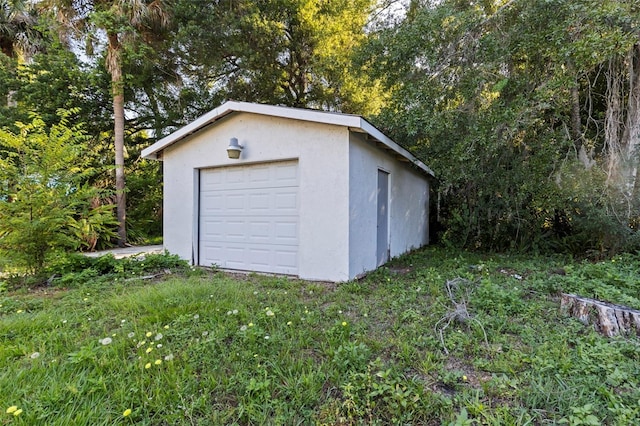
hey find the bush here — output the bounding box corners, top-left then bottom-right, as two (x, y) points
(0, 113), (117, 274)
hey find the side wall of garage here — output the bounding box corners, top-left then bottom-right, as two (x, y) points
(162, 112), (351, 282)
(348, 133), (430, 279)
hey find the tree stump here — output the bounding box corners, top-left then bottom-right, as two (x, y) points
(560, 293), (640, 337)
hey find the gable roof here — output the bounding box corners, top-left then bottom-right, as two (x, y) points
(141, 101), (434, 177)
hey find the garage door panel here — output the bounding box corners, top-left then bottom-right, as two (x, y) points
(275, 249), (297, 270)
(201, 242), (297, 274)
(201, 194), (224, 213)
(225, 245), (247, 261)
(203, 218), (296, 243)
(249, 193), (270, 210)
(275, 163), (298, 181)
(247, 248), (270, 267)
(200, 171), (223, 190)
(248, 166), (271, 183)
(199, 161), (299, 274)
(226, 220), (245, 239)
(201, 219), (224, 239)
(249, 221), (270, 240)
(204, 191), (298, 215)
(275, 191), (298, 211)
(200, 243), (223, 267)
(226, 167), (245, 183)
(224, 193), (246, 212)
(274, 222), (297, 242)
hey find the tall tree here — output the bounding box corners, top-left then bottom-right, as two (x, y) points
(1, 0), (44, 117)
(363, 0), (640, 253)
(0, 0), (41, 59)
(46, 0), (171, 246)
(171, 0), (383, 118)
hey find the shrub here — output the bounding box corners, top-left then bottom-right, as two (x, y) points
(0, 113), (117, 274)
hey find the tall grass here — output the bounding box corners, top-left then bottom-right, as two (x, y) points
(2, 249), (640, 424)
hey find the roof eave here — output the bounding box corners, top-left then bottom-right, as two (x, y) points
(140, 102), (435, 178)
(141, 102), (239, 160)
(357, 119), (435, 177)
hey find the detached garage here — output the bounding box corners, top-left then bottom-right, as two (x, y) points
(141, 101), (434, 282)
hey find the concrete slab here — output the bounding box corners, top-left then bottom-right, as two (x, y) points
(83, 245), (165, 259)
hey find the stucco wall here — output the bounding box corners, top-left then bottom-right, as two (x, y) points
(162, 112), (351, 282)
(348, 133), (430, 279)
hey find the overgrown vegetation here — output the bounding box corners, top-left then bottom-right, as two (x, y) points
(2, 248), (640, 424)
(3, 3), (640, 420)
(0, 113), (117, 274)
(364, 0), (640, 254)
(3, 1), (640, 256)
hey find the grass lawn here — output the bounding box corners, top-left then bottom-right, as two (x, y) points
(1, 248), (640, 425)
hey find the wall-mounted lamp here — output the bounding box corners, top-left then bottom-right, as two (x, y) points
(227, 137), (244, 159)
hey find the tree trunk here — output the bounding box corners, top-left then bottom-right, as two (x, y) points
(606, 42), (640, 214)
(560, 293), (640, 337)
(568, 65), (593, 168)
(108, 32), (127, 247)
(625, 43), (640, 209)
(605, 57), (624, 187)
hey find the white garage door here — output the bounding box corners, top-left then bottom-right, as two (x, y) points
(198, 160), (299, 274)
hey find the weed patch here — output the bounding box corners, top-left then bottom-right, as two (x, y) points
(1, 247), (640, 423)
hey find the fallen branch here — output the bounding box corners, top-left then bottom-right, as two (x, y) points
(435, 277), (488, 354)
(124, 269), (173, 282)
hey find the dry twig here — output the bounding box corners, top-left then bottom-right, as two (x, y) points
(434, 277), (488, 354)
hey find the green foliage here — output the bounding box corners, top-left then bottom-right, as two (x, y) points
(338, 358), (445, 424)
(45, 252), (189, 288)
(172, 0), (384, 116)
(363, 0), (640, 254)
(124, 136), (163, 241)
(2, 247), (640, 423)
(558, 404), (601, 425)
(0, 113), (117, 274)
(0, 53), (18, 129)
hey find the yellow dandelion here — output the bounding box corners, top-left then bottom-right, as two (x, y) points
(248, 322), (254, 327)
(287, 321), (292, 326)
(462, 375), (468, 381)
(16, 309), (23, 314)
(144, 362), (151, 369)
(342, 321), (347, 326)
(6, 406), (17, 414)
(164, 325), (170, 329)
(145, 347), (153, 354)
(123, 408), (132, 417)
(13, 409), (22, 416)
(145, 332), (152, 337)
(154, 359), (162, 365)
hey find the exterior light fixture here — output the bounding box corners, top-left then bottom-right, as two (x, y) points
(227, 137), (243, 159)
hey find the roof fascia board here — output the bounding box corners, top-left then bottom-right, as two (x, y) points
(358, 119), (435, 177)
(141, 101), (361, 160)
(141, 101), (435, 177)
(233, 101), (362, 128)
(141, 102), (237, 159)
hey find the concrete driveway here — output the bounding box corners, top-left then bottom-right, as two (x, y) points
(83, 245), (165, 259)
